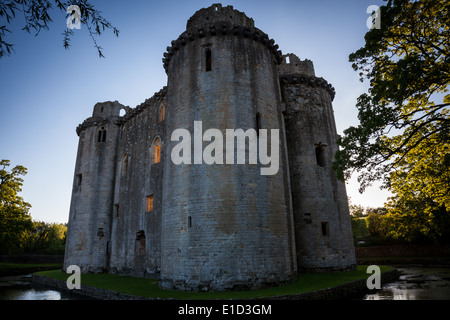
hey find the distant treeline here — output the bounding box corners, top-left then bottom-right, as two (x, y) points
(350, 203), (450, 246)
(0, 220), (67, 255)
(1, 159), (67, 255)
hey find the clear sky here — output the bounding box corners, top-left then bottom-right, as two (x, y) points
(0, 0), (389, 224)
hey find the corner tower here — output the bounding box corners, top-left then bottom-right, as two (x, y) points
(160, 4), (296, 291)
(279, 53), (356, 271)
(64, 101), (124, 273)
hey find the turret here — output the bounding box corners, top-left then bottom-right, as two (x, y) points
(279, 53), (356, 271)
(64, 101), (124, 273)
(160, 4), (296, 291)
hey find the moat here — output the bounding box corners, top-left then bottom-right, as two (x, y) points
(363, 267), (450, 300)
(0, 274), (85, 300)
(1, 267), (450, 300)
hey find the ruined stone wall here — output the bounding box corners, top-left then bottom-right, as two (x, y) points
(186, 3), (255, 31)
(278, 54), (315, 77)
(64, 101), (124, 273)
(109, 88), (167, 278)
(160, 5), (296, 292)
(280, 55), (356, 271)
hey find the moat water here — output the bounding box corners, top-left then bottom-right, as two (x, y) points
(363, 267), (450, 300)
(0, 274), (87, 300)
(1, 267), (450, 300)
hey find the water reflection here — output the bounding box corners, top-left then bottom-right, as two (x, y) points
(2, 267), (450, 300)
(1, 288), (62, 300)
(0, 274), (87, 300)
(365, 267), (450, 300)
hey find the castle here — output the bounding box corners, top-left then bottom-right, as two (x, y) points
(63, 4), (356, 292)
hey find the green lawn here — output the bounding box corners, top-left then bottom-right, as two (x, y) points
(35, 265), (392, 300)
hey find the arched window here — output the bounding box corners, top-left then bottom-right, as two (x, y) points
(135, 231), (146, 255)
(151, 137), (161, 164)
(97, 127), (107, 142)
(315, 144), (326, 167)
(159, 102), (166, 122)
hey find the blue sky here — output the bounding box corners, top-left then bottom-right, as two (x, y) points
(0, 0), (388, 223)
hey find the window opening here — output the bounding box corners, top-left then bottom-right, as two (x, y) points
(151, 138), (161, 164)
(315, 144), (326, 167)
(206, 48), (212, 72)
(304, 212), (312, 224)
(135, 231), (146, 255)
(76, 174), (82, 191)
(159, 102), (166, 122)
(97, 228), (104, 238)
(256, 112), (262, 136)
(146, 195), (154, 212)
(321, 222), (330, 236)
(98, 127), (106, 142)
(121, 154), (129, 177)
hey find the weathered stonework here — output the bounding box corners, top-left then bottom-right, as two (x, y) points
(64, 3), (356, 292)
(279, 54), (356, 272)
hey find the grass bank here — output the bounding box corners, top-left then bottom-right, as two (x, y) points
(35, 265), (392, 300)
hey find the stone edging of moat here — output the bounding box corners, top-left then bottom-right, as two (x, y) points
(31, 269), (400, 300)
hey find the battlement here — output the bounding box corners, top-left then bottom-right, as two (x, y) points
(162, 4), (282, 73)
(280, 74), (336, 101)
(75, 101), (125, 136)
(279, 54), (315, 77)
(92, 101), (125, 118)
(279, 54), (335, 101)
(187, 4), (255, 31)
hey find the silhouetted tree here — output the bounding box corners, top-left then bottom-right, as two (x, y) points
(0, 0), (119, 58)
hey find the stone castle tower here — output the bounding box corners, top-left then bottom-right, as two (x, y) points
(64, 4), (356, 292)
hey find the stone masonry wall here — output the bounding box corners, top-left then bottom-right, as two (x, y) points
(64, 101), (124, 273)
(280, 55), (356, 271)
(160, 5), (296, 291)
(109, 88), (167, 278)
